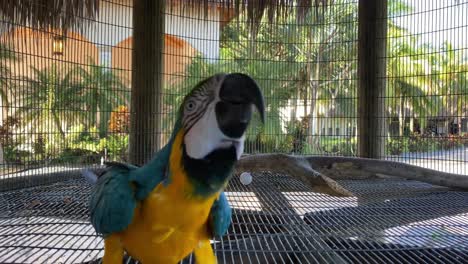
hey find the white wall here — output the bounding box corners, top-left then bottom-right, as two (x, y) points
(82, 1), (220, 60)
(279, 101), (356, 136)
(166, 11), (220, 61)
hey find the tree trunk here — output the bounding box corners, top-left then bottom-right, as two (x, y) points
(98, 109), (111, 138)
(303, 90), (308, 118)
(52, 111), (66, 139)
(310, 105), (319, 136)
(292, 96), (298, 121)
(0, 144), (4, 166)
(420, 118), (425, 135)
(307, 63), (319, 146)
(409, 117), (414, 133)
(306, 42), (320, 145)
(129, 0), (165, 165)
(398, 98), (405, 136)
(0, 97), (6, 165)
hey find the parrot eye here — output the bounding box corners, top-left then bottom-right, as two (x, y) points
(185, 99), (197, 113)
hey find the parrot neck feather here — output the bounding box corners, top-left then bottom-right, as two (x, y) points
(168, 129), (235, 198)
(135, 117), (182, 175)
(128, 119), (182, 200)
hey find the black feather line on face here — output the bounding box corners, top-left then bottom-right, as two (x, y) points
(184, 107), (207, 133)
(184, 96), (210, 125)
(182, 85), (216, 134)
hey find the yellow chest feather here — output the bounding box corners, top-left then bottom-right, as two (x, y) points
(117, 130), (219, 263)
(119, 183), (217, 263)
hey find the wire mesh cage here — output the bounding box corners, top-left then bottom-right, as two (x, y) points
(384, 0), (468, 175)
(1, 173), (468, 263)
(0, 0), (467, 263)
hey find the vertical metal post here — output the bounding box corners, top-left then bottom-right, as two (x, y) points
(130, 0), (165, 165)
(358, 0), (388, 158)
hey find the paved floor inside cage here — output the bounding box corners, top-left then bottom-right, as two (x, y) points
(0, 172), (467, 263)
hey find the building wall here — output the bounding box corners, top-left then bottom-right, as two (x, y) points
(279, 101), (356, 136)
(1, 28), (99, 77)
(1, 0), (233, 89)
(112, 34), (197, 87)
(2, 27), (197, 85)
(0, 28), (100, 127)
(0, 0), (232, 130)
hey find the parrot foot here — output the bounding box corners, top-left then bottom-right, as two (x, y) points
(194, 239), (217, 264)
(103, 235), (124, 264)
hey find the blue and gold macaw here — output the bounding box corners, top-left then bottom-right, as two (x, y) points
(83, 73), (265, 264)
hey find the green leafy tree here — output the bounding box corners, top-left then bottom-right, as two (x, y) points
(432, 42), (468, 134)
(71, 59), (129, 137)
(386, 1), (448, 137)
(386, 27), (439, 136)
(0, 43), (19, 118)
(231, 0), (357, 152)
(167, 0), (466, 155)
(17, 64), (84, 140)
(387, 7), (467, 137)
(0, 43), (19, 164)
(167, 0), (358, 154)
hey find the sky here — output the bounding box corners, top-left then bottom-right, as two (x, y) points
(393, 0), (468, 49)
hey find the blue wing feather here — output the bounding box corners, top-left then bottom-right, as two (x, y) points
(89, 167), (136, 236)
(87, 133), (232, 238)
(88, 144), (171, 237)
(209, 192), (232, 237)
(130, 143), (171, 200)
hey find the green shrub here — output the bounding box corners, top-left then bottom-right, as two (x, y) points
(437, 134), (464, 150)
(0, 116), (29, 164)
(386, 133), (466, 156)
(244, 132), (293, 154)
(319, 137), (357, 156)
(41, 124), (130, 165)
(50, 148), (101, 165)
(3, 145), (30, 164)
(99, 134), (129, 162)
(285, 119), (307, 154)
(386, 138), (409, 155)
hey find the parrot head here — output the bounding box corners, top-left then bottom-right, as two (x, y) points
(172, 73), (264, 196)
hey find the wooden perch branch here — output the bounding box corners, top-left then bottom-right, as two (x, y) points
(306, 156), (468, 190)
(235, 154), (355, 197)
(235, 154), (468, 197)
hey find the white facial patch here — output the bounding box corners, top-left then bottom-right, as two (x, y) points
(184, 102), (245, 160)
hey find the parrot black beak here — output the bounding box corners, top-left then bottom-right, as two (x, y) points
(215, 73), (265, 139)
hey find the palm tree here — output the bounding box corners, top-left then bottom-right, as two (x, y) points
(17, 64), (85, 141)
(0, 43), (19, 122)
(71, 58), (129, 137)
(284, 0), (357, 150)
(0, 43), (19, 164)
(432, 42), (468, 134)
(386, 19), (440, 136)
(385, 2), (467, 138)
(168, 0), (357, 154)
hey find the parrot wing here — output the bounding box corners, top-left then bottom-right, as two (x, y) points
(88, 144), (171, 236)
(209, 191), (232, 237)
(89, 164), (137, 236)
